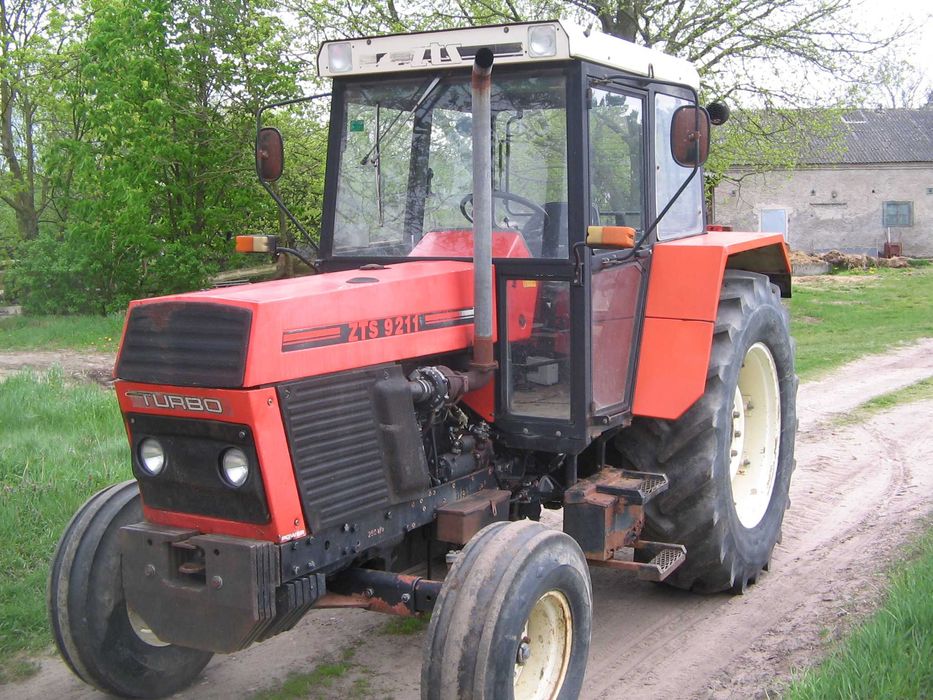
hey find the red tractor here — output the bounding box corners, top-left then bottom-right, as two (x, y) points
(49, 20), (796, 699)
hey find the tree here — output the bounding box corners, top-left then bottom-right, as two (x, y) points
(9, 0), (302, 312)
(0, 0), (77, 241)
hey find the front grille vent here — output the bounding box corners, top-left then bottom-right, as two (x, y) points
(116, 302), (251, 388)
(279, 367), (393, 532)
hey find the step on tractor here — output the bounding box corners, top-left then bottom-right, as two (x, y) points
(49, 20), (797, 700)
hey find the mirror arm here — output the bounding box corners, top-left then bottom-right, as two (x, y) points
(255, 93), (331, 257)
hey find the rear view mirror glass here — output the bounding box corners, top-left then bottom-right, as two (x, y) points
(670, 106), (710, 168)
(256, 127), (284, 182)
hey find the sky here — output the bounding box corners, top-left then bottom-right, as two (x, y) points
(859, 0), (933, 91)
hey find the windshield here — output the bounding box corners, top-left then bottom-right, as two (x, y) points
(332, 70), (568, 258)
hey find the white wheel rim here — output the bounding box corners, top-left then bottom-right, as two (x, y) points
(127, 606), (170, 647)
(730, 342), (781, 528)
(513, 590), (573, 700)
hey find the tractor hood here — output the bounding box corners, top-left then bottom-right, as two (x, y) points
(115, 261), (484, 389)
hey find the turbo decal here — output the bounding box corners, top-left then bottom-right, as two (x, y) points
(125, 390), (226, 415)
(282, 307), (475, 352)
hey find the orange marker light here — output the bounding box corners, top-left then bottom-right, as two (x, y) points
(586, 226), (636, 249)
(235, 235), (276, 254)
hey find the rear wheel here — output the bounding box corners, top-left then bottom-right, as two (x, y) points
(616, 270), (797, 593)
(48, 481), (213, 698)
(422, 520), (592, 699)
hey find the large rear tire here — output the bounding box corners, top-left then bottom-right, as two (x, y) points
(422, 520), (592, 700)
(615, 270), (797, 593)
(48, 481), (213, 698)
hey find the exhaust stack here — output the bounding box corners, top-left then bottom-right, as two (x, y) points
(470, 48), (496, 373)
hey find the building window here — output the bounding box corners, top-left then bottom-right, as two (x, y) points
(882, 201), (913, 227)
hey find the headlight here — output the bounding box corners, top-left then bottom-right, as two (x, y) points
(327, 42), (353, 73)
(528, 25), (558, 58)
(138, 438), (166, 476)
(220, 448), (250, 488)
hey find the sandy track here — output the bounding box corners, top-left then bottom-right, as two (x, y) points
(0, 350), (114, 385)
(4, 340), (932, 700)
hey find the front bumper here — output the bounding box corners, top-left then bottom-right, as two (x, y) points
(120, 522), (321, 653)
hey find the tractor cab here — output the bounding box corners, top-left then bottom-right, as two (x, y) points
(261, 21), (709, 453)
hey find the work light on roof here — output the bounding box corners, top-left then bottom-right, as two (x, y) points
(527, 25), (558, 57)
(328, 42), (353, 73)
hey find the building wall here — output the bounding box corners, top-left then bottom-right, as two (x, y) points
(713, 163), (933, 257)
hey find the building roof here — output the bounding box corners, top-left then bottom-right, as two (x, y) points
(803, 108), (933, 165)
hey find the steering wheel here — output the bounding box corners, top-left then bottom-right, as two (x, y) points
(459, 190), (548, 224)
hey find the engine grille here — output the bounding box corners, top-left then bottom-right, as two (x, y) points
(116, 302), (251, 388)
(278, 367), (394, 532)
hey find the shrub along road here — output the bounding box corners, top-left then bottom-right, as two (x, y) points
(2, 340), (932, 700)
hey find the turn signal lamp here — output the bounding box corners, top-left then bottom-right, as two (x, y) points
(586, 226), (636, 249)
(235, 235), (277, 254)
(328, 42), (353, 73)
(527, 25), (558, 57)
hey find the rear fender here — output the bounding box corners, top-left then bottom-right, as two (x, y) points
(632, 233), (789, 420)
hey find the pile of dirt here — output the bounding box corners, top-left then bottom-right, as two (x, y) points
(818, 249), (911, 269)
(788, 250), (823, 266)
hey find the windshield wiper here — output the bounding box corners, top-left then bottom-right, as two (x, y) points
(360, 77), (441, 166)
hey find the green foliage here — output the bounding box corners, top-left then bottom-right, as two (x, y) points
(0, 371), (128, 678)
(785, 527), (933, 700)
(789, 267), (933, 379)
(0, 314), (124, 351)
(8, 0), (305, 313)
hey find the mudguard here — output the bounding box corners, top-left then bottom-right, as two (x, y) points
(632, 231), (790, 420)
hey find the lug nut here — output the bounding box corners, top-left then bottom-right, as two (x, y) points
(143, 564), (155, 577)
(516, 639), (532, 665)
(210, 576), (223, 590)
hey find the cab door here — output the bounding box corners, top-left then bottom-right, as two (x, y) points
(586, 85), (649, 423)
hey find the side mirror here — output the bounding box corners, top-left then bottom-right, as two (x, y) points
(256, 127), (284, 182)
(670, 106), (710, 168)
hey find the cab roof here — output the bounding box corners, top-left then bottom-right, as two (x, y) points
(317, 20), (700, 90)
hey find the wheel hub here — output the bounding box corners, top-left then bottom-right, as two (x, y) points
(729, 342), (781, 528)
(513, 590), (573, 700)
(127, 606), (170, 647)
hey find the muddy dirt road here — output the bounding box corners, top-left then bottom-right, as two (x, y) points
(5, 340), (933, 700)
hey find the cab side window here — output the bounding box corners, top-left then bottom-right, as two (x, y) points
(588, 89), (645, 230)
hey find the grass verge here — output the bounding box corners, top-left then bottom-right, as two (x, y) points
(834, 377), (933, 427)
(0, 370), (129, 682)
(790, 266), (933, 379)
(0, 314), (124, 353)
(784, 525), (933, 699)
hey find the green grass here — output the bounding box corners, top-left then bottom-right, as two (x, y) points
(250, 662), (353, 700)
(785, 526), (933, 699)
(0, 370), (129, 682)
(381, 615), (429, 635)
(0, 314), (124, 352)
(834, 377), (933, 427)
(789, 266), (933, 379)
(250, 646), (369, 700)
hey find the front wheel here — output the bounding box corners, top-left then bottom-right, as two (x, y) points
(48, 481), (213, 698)
(422, 520), (592, 700)
(616, 270), (797, 593)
